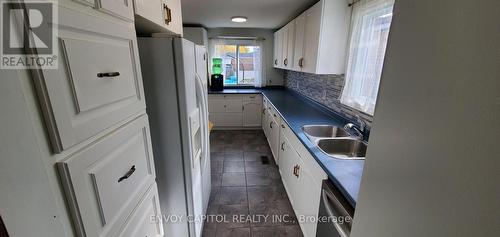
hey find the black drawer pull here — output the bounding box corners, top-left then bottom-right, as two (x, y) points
(118, 165), (136, 183)
(97, 72), (120, 78)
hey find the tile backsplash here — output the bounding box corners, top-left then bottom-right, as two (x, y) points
(284, 71), (373, 128)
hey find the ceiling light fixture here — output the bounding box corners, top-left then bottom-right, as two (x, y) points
(231, 16), (247, 23)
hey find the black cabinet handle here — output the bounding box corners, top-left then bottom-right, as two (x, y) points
(281, 142), (285, 151)
(270, 121), (273, 129)
(97, 72), (120, 78)
(281, 124), (285, 129)
(118, 165), (136, 183)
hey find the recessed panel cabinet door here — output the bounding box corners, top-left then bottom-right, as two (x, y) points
(58, 115), (157, 237)
(162, 0), (183, 35)
(99, 0), (134, 20)
(293, 12), (306, 71)
(243, 102), (262, 127)
(302, 1), (322, 74)
(33, 7), (145, 152)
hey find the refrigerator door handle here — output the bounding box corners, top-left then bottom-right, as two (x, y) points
(195, 73), (209, 164)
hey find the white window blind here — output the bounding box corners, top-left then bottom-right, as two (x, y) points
(341, 0), (395, 115)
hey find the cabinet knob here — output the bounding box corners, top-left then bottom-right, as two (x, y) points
(284, 58), (288, 66)
(281, 124), (285, 129)
(274, 59), (278, 65)
(298, 58), (304, 68)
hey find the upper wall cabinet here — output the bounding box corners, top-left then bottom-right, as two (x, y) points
(273, 20), (295, 70)
(133, 0), (183, 36)
(274, 0), (351, 74)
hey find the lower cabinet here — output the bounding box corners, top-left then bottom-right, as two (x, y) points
(208, 94), (262, 128)
(57, 115), (159, 237)
(118, 185), (163, 237)
(262, 96), (327, 237)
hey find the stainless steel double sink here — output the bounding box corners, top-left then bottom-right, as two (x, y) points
(302, 125), (367, 160)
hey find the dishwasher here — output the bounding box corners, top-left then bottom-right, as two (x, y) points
(316, 179), (355, 237)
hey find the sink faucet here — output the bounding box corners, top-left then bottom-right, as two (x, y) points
(344, 115), (366, 140)
(344, 123), (363, 140)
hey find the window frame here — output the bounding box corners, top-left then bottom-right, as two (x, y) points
(211, 42), (261, 88)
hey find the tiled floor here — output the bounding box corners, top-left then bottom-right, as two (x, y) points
(203, 130), (303, 237)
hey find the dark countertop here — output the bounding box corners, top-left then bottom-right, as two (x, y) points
(209, 88), (364, 207)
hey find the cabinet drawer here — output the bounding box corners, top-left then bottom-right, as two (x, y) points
(242, 94), (262, 103)
(34, 8), (145, 152)
(269, 104), (280, 121)
(118, 185), (163, 237)
(58, 115), (156, 237)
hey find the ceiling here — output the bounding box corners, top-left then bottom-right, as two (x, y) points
(181, 0), (319, 29)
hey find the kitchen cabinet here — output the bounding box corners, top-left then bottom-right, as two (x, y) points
(284, 21), (295, 70)
(273, 0), (351, 74)
(278, 134), (299, 206)
(208, 94), (262, 129)
(269, 113), (281, 163)
(262, 97), (269, 136)
(292, 12), (306, 71)
(264, 95), (327, 237)
(99, 0), (134, 20)
(134, 0), (183, 36)
(273, 30), (284, 68)
(34, 5), (146, 152)
(243, 95), (263, 127)
(273, 22), (295, 70)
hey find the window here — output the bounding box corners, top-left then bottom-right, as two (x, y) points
(341, 0), (395, 115)
(210, 40), (263, 87)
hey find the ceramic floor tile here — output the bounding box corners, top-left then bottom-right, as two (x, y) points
(223, 161), (245, 173)
(221, 173), (246, 186)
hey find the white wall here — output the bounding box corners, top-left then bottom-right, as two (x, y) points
(207, 28), (284, 85)
(351, 0), (500, 236)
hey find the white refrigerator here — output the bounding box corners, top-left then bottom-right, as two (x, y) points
(138, 37), (210, 237)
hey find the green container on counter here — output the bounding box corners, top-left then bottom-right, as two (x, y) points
(212, 58), (223, 74)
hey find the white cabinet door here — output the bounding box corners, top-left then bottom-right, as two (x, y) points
(225, 99), (243, 113)
(278, 134), (299, 206)
(269, 116), (281, 163)
(243, 102), (262, 127)
(58, 115), (156, 237)
(281, 26), (290, 69)
(133, 0), (163, 25)
(118, 185), (163, 237)
(273, 31), (280, 68)
(209, 113), (243, 127)
(99, 0), (134, 21)
(34, 7), (145, 152)
(162, 0), (183, 35)
(293, 12), (306, 71)
(276, 29), (285, 68)
(295, 159), (323, 237)
(302, 1), (322, 74)
(285, 21), (295, 69)
(208, 99), (226, 113)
